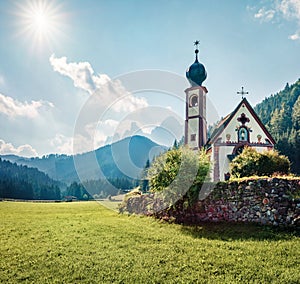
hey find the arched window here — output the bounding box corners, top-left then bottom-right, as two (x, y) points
(238, 127), (249, 142)
(189, 95), (198, 107)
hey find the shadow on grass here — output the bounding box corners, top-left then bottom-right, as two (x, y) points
(180, 222), (300, 241)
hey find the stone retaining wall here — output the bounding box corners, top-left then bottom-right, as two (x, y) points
(121, 178), (300, 227)
(192, 178), (300, 227)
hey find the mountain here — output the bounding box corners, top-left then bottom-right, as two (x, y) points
(0, 158), (62, 200)
(254, 79), (300, 174)
(0, 135), (167, 183)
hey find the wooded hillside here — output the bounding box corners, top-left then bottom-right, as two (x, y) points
(254, 79), (300, 174)
(0, 158), (61, 200)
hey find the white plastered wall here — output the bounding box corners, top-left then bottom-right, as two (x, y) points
(211, 101), (274, 181)
(219, 102), (272, 144)
(187, 118), (199, 148)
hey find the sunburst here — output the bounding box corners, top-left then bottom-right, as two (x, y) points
(14, 0), (66, 52)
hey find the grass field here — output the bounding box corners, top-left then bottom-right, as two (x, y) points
(0, 201), (299, 283)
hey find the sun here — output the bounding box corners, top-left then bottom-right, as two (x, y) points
(15, 0), (66, 52)
(32, 9), (51, 33)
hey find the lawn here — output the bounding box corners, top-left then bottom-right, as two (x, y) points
(0, 201), (299, 283)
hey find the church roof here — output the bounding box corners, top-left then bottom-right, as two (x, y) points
(207, 97), (276, 146)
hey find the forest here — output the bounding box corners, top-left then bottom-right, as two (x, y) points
(254, 79), (300, 174)
(0, 158), (61, 200)
(66, 178), (138, 200)
(0, 158), (139, 200)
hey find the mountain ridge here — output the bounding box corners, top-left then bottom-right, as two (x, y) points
(0, 135), (167, 183)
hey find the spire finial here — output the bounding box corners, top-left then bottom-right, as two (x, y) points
(237, 86), (249, 99)
(194, 40), (200, 61)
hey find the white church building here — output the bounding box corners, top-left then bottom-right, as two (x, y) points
(184, 42), (275, 181)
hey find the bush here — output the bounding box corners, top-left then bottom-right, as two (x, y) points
(119, 147), (211, 215)
(230, 147), (290, 178)
(147, 146), (211, 207)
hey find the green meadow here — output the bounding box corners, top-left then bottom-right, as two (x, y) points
(0, 201), (299, 284)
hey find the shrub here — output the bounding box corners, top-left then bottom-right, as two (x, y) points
(147, 146), (211, 207)
(261, 150), (291, 175)
(230, 147), (290, 178)
(119, 147), (211, 215)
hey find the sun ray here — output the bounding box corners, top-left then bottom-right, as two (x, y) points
(14, 0), (67, 53)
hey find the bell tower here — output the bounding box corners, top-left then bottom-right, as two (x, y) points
(185, 41), (208, 149)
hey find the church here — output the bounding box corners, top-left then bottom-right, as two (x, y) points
(184, 42), (275, 181)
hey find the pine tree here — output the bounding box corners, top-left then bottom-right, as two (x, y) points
(292, 95), (300, 130)
(254, 78), (300, 174)
(140, 159), (150, 192)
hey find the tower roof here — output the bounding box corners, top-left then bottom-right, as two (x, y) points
(186, 41), (207, 87)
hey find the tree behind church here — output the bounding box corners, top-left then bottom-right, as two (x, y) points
(254, 78), (300, 174)
(230, 147), (290, 178)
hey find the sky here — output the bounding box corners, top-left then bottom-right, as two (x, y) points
(0, 0), (300, 157)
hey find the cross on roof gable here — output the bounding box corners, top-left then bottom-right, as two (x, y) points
(207, 97), (276, 145)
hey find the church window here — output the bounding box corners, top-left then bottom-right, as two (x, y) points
(191, 134), (196, 141)
(238, 127), (249, 142)
(189, 95), (198, 107)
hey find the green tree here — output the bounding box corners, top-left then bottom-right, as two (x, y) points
(254, 78), (300, 174)
(292, 95), (300, 129)
(230, 147), (290, 178)
(147, 146), (211, 206)
(0, 158), (62, 200)
(139, 159), (150, 192)
(172, 139), (179, 149)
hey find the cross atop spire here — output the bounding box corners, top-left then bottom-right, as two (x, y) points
(237, 86), (249, 99)
(194, 40), (200, 49)
(193, 40), (200, 61)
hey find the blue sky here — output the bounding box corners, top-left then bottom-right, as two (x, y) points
(0, 0), (300, 156)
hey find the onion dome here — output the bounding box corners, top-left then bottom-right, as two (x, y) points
(186, 41), (207, 87)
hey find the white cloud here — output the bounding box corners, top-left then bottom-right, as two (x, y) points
(49, 134), (73, 155)
(111, 93), (148, 113)
(277, 0), (300, 40)
(84, 119), (120, 150)
(72, 133), (96, 154)
(289, 32), (300, 39)
(278, 0), (300, 19)
(253, 0), (300, 40)
(0, 93), (54, 118)
(49, 54), (110, 95)
(0, 139), (38, 157)
(49, 54), (148, 113)
(254, 8), (275, 21)
(68, 119), (120, 154)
